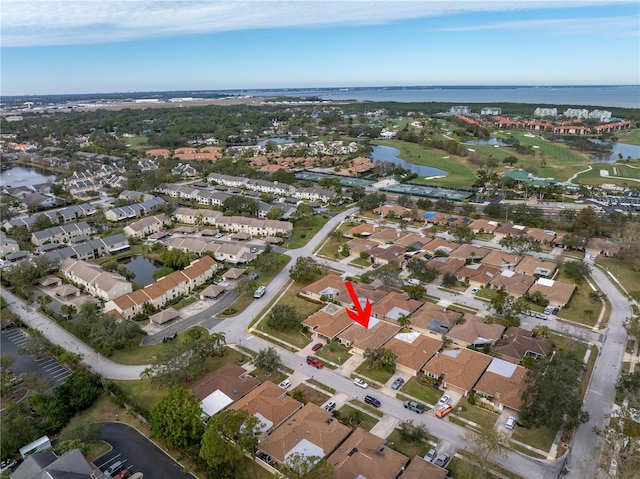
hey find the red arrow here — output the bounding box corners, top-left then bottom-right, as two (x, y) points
(344, 281), (372, 329)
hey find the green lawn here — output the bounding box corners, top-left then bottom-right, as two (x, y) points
(111, 379), (168, 411)
(306, 378), (336, 395)
(399, 377), (441, 406)
(92, 245), (144, 266)
(511, 424), (557, 453)
(448, 456), (524, 479)
(315, 342), (352, 365)
(353, 363), (394, 385)
(173, 296), (197, 310)
(573, 161), (640, 186)
(386, 429), (434, 459)
(317, 236), (345, 260)
(452, 398), (498, 431)
(597, 257), (640, 298)
(553, 266), (603, 326)
(291, 383), (330, 406)
(256, 281), (322, 349)
(349, 399), (384, 418)
(350, 257), (371, 268)
(122, 135), (149, 150)
(373, 139), (478, 188)
(282, 215), (331, 249)
(616, 128), (640, 146)
(336, 405), (379, 432)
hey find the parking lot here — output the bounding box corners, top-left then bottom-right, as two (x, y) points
(96, 422), (194, 479)
(1, 328), (71, 388)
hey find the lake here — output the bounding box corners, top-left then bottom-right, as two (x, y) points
(256, 137), (294, 146)
(589, 140), (640, 163)
(122, 255), (161, 286)
(0, 165), (58, 188)
(464, 138), (510, 146)
(370, 145), (448, 178)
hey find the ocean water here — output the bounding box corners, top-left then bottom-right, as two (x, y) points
(247, 85), (640, 109)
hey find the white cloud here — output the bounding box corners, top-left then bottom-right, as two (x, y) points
(2, 0), (635, 47)
(435, 15), (640, 35)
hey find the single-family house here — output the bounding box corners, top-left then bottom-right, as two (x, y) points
(337, 319), (400, 355)
(474, 358), (528, 412)
(257, 403), (351, 467)
(423, 238), (460, 257)
(526, 278), (576, 308)
(191, 363), (261, 418)
(343, 223), (380, 238)
(386, 332), (443, 375)
(370, 291), (422, 322)
(426, 256), (466, 276)
(422, 348), (492, 396)
(494, 327), (554, 364)
(468, 219), (499, 234)
(408, 303), (463, 338)
(327, 427), (409, 479)
(493, 223), (527, 239)
(514, 257), (557, 278)
(445, 314), (505, 349)
(455, 263), (500, 288)
(299, 274), (346, 302)
(399, 456), (447, 479)
(229, 381), (303, 436)
(481, 250), (523, 270)
(302, 304), (354, 342)
(488, 270), (535, 298)
(585, 238), (621, 258)
(450, 244), (490, 263)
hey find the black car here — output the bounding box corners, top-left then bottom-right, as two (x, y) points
(364, 395), (381, 408)
(552, 307), (560, 315)
(391, 377), (405, 390)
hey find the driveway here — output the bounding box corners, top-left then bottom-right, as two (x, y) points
(96, 422), (194, 479)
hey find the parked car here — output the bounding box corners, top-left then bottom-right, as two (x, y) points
(114, 470), (132, 479)
(437, 394), (451, 406)
(364, 395), (381, 407)
(424, 448), (437, 462)
(306, 356), (324, 369)
(404, 400), (425, 414)
(353, 378), (368, 389)
(552, 307), (560, 315)
(214, 233), (223, 239)
(535, 313), (548, 320)
(505, 416), (517, 430)
(279, 379), (291, 389)
(544, 306), (553, 315)
(391, 377), (405, 390)
(324, 400), (336, 412)
(434, 453), (450, 467)
(407, 278), (421, 286)
(105, 461), (125, 476)
(470, 287), (480, 295)
(311, 342), (323, 352)
(248, 272), (260, 280)
(372, 262), (380, 268)
(250, 247), (259, 254)
(435, 404), (453, 418)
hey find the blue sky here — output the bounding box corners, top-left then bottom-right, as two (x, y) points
(1, 1), (639, 95)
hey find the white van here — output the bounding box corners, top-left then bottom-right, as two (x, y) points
(253, 286), (266, 298)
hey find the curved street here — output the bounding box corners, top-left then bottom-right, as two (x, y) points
(3, 204), (633, 479)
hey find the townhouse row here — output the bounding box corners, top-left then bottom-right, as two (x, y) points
(173, 207), (293, 237)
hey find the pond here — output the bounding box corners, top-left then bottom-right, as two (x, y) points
(589, 140), (640, 163)
(122, 255), (161, 286)
(464, 138), (510, 146)
(256, 137), (295, 146)
(370, 145), (448, 178)
(0, 165), (58, 188)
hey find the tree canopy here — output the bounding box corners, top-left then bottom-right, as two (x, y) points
(289, 256), (323, 282)
(150, 385), (204, 449)
(267, 304), (300, 331)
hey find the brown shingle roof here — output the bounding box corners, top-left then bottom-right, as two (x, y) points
(489, 271), (535, 295)
(302, 306), (354, 340)
(426, 256), (466, 275)
(258, 403), (351, 464)
(399, 456), (447, 479)
(446, 314), (505, 346)
(338, 319), (400, 351)
(409, 302), (462, 332)
(474, 359), (528, 410)
(328, 428), (409, 479)
(191, 362), (260, 402)
(514, 257), (557, 277)
(526, 278), (576, 306)
(230, 381), (302, 432)
(370, 291), (422, 320)
(494, 327), (554, 363)
(481, 250), (523, 268)
(300, 274), (346, 297)
(386, 333), (443, 372)
(422, 348), (492, 392)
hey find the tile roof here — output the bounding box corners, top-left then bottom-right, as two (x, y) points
(408, 302), (463, 332)
(386, 333), (443, 372)
(527, 278), (576, 305)
(370, 291), (422, 320)
(446, 314), (505, 346)
(338, 319), (400, 351)
(494, 327), (554, 362)
(190, 362), (260, 401)
(489, 271), (535, 295)
(399, 456), (447, 479)
(302, 305), (354, 340)
(474, 358), (528, 410)
(230, 381), (303, 432)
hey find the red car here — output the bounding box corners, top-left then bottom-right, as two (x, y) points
(114, 469), (132, 479)
(311, 343), (323, 352)
(306, 356), (324, 369)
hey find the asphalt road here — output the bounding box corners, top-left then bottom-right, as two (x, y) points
(96, 422), (194, 479)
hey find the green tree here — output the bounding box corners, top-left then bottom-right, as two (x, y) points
(441, 272), (458, 288)
(19, 330), (52, 358)
(500, 235), (541, 254)
(397, 194), (412, 207)
(416, 198), (433, 210)
(361, 264), (403, 288)
(520, 350), (589, 431)
(572, 207), (601, 238)
(502, 155), (519, 167)
(223, 195), (258, 216)
(60, 303), (77, 320)
(406, 258), (439, 283)
(150, 385), (204, 449)
(266, 206), (284, 220)
(357, 192), (386, 211)
(363, 347), (396, 373)
(460, 202), (476, 216)
(458, 427), (508, 479)
(349, 186), (366, 202)
(0, 355), (16, 398)
(200, 409), (245, 474)
(267, 304), (299, 331)
(289, 256), (323, 282)
(36, 295), (52, 311)
(434, 198), (455, 213)
(253, 347), (283, 373)
(398, 420), (430, 444)
(280, 453), (333, 479)
(295, 202), (315, 219)
(624, 315), (640, 341)
(564, 260), (591, 280)
(450, 223), (474, 243)
(401, 284), (425, 300)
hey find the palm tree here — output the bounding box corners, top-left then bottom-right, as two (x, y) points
(60, 304), (77, 320)
(210, 331), (226, 356)
(36, 295), (52, 311)
(397, 314), (411, 331)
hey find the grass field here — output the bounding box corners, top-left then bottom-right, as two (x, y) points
(336, 404), (379, 431)
(399, 377), (441, 406)
(283, 215), (330, 249)
(122, 135), (149, 150)
(316, 341), (352, 365)
(453, 397), (498, 431)
(511, 424), (557, 452)
(617, 128), (640, 146)
(597, 257), (640, 297)
(373, 139), (478, 188)
(553, 265), (604, 326)
(387, 429), (435, 459)
(354, 362), (394, 385)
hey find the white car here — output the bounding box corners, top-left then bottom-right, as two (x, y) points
(437, 394), (451, 406)
(470, 287), (480, 295)
(505, 416), (517, 430)
(279, 379), (291, 389)
(353, 378), (369, 389)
